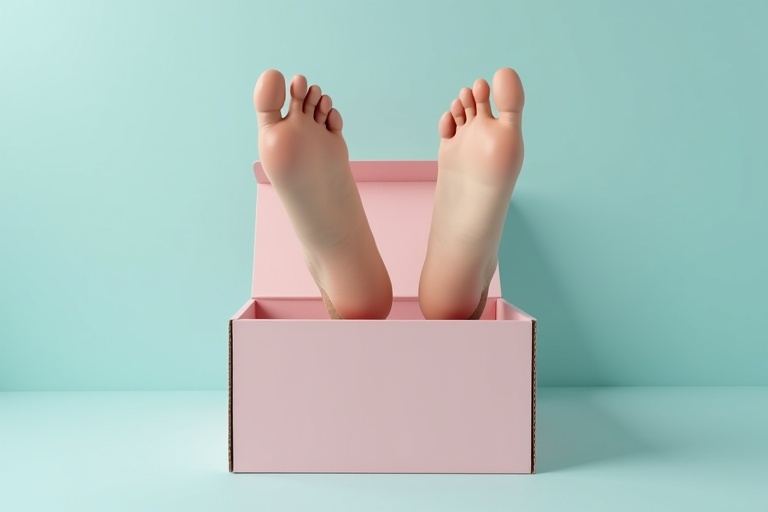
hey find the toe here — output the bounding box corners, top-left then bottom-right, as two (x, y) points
(253, 69), (286, 128)
(438, 111), (456, 139)
(451, 98), (466, 127)
(288, 74), (308, 114)
(472, 78), (493, 117)
(492, 67), (525, 126)
(314, 94), (332, 124)
(327, 108), (343, 134)
(460, 87), (476, 120)
(303, 84), (322, 114)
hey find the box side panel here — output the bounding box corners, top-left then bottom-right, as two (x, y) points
(232, 299), (256, 321)
(231, 320), (532, 473)
(497, 299), (537, 472)
(230, 300), (258, 472)
(497, 299), (536, 322)
(252, 298), (337, 319)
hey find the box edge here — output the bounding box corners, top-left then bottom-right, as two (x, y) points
(531, 318), (537, 474)
(229, 318), (234, 473)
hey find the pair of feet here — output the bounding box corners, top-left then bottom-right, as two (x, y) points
(253, 68), (525, 320)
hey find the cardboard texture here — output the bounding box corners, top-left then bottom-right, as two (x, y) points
(229, 161), (537, 474)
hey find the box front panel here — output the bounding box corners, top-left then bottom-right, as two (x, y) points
(232, 319), (532, 473)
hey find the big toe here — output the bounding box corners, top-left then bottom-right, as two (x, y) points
(492, 68), (524, 125)
(254, 69), (286, 127)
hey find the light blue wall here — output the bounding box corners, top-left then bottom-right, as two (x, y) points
(1, 0), (766, 390)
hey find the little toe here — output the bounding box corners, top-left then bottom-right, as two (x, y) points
(253, 69), (286, 128)
(459, 87), (476, 120)
(314, 94), (332, 124)
(472, 78), (493, 117)
(288, 74), (308, 114)
(438, 111), (457, 139)
(451, 98), (466, 127)
(303, 84), (322, 114)
(326, 108), (343, 134)
(492, 67), (525, 126)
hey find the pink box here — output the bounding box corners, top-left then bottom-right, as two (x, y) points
(229, 161), (537, 473)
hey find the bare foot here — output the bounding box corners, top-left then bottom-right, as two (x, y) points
(253, 70), (392, 319)
(419, 68), (525, 319)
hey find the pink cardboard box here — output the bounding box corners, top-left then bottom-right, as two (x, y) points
(229, 161), (537, 474)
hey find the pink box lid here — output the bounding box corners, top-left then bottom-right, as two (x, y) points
(252, 160), (502, 299)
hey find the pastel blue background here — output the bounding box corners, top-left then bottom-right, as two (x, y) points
(1, 0), (767, 390)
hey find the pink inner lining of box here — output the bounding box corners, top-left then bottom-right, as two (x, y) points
(233, 298), (531, 321)
(252, 161), (502, 300)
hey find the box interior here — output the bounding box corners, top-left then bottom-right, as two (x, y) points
(233, 297), (531, 321)
(251, 161), (503, 301)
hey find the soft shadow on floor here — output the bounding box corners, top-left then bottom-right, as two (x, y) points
(536, 388), (652, 472)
